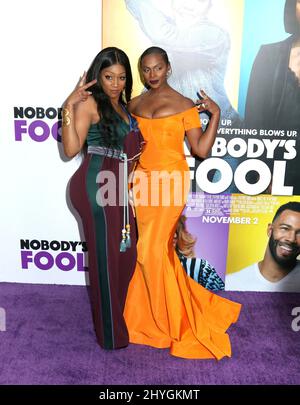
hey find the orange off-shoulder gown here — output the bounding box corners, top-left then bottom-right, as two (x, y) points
(124, 107), (241, 359)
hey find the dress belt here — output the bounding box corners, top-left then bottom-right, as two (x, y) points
(87, 145), (131, 252)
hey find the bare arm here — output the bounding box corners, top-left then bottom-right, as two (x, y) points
(186, 90), (220, 159)
(61, 73), (97, 158)
(127, 95), (142, 114)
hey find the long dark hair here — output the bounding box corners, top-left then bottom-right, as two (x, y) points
(284, 0), (300, 35)
(86, 47), (133, 148)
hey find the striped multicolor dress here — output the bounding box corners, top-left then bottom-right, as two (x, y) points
(69, 109), (143, 349)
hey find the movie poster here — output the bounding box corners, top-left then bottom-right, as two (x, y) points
(103, 0), (300, 292)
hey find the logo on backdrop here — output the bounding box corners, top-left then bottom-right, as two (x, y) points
(14, 107), (62, 142)
(20, 239), (88, 272)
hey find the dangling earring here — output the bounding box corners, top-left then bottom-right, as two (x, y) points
(166, 69), (172, 79)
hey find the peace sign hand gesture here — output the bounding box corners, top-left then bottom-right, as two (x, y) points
(65, 71), (97, 107)
(196, 89), (220, 116)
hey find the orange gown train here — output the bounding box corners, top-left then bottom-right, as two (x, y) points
(124, 107), (241, 359)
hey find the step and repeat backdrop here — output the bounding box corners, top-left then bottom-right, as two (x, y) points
(0, 0), (101, 285)
(1, 0), (299, 291)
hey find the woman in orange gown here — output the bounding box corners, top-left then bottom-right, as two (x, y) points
(124, 47), (241, 360)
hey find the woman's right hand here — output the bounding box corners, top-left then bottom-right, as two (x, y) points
(196, 89), (220, 116)
(64, 72), (97, 107)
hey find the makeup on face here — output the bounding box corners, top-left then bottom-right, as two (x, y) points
(141, 54), (169, 88)
(100, 63), (126, 99)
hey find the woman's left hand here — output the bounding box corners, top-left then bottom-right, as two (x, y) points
(196, 90), (220, 115)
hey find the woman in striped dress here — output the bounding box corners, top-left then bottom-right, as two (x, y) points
(62, 48), (144, 350)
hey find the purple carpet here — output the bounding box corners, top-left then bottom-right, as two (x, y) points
(0, 282), (299, 385)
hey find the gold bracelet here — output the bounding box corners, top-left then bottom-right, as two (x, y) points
(62, 107), (71, 126)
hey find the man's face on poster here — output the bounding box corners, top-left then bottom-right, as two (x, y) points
(268, 209), (300, 269)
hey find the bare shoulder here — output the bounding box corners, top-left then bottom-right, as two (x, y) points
(181, 97), (196, 110)
(128, 94), (143, 113)
(169, 90), (195, 112)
